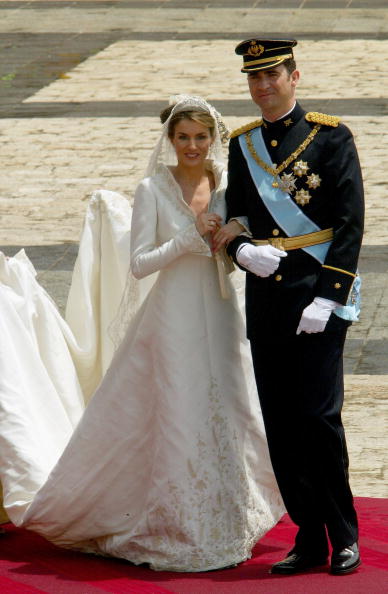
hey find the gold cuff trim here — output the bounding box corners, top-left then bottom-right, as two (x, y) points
(322, 264), (356, 278)
(243, 54), (293, 68)
(252, 228), (333, 251)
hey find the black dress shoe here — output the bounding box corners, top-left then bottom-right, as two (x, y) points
(331, 542), (361, 575)
(270, 551), (328, 575)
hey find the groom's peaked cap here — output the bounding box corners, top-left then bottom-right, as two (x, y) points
(235, 38), (297, 73)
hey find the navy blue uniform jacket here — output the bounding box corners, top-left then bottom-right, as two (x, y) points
(226, 102), (364, 338)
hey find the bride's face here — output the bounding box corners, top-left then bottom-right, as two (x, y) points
(171, 119), (213, 168)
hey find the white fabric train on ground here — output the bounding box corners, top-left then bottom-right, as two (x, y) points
(0, 185), (284, 572)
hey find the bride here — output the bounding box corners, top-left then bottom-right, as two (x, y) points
(0, 95), (284, 572)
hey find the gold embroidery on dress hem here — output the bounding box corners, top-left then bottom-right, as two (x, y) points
(110, 377), (281, 571)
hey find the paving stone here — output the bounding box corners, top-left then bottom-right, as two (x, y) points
(1, 7), (388, 33)
(2, 114), (386, 247)
(15, 40), (388, 105)
(1, 1), (387, 7)
(2, 98), (388, 119)
(343, 375), (387, 497)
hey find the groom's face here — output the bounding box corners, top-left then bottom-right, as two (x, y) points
(247, 64), (300, 119)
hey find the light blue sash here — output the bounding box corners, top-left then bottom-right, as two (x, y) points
(239, 127), (331, 264)
(239, 127), (360, 321)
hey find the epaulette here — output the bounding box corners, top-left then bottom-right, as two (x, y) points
(305, 112), (340, 127)
(230, 119), (263, 139)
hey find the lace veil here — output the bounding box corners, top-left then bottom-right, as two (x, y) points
(109, 95), (229, 349)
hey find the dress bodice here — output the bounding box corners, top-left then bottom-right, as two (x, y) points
(130, 161), (227, 280)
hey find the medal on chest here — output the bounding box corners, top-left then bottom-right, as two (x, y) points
(245, 126), (322, 206)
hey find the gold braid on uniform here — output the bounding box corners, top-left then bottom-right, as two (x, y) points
(230, 119), (263, 139)
(245, 124), (321, 178)
(230, 113), (339, 140)
(305, 112), (340, 127)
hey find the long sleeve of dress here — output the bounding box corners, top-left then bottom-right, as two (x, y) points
(130, 178), (210, 280)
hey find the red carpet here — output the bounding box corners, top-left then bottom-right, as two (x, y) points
(0, 497), (386, 594)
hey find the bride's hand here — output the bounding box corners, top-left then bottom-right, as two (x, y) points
(212, 220), (245, 253)
(195, 213), (222, 237)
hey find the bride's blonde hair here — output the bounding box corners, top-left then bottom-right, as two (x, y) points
(160, 104), (216, 139)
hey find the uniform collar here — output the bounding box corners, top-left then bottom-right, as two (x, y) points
(262, 102), (305, 132)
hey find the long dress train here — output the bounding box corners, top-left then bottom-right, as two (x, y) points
(0, 163), (284, 571)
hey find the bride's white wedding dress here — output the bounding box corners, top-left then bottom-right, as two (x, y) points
(0, 162), (284, 572)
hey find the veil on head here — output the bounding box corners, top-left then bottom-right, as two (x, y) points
(145, 94), (229, 178)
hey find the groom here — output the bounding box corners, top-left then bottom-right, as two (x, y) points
(225, 38), (364, 575)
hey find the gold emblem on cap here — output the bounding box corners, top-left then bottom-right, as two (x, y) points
(247, 41), (264, 57)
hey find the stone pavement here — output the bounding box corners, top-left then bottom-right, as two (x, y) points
(0, 0), (387, 497)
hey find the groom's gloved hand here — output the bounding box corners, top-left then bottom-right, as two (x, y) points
(236, 243), (287, 277)
(296, 297), (340, 335)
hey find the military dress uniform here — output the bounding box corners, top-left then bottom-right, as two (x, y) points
(226, 100), (364, 557)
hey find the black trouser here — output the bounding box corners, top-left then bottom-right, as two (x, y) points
(250, 316), (358, 554)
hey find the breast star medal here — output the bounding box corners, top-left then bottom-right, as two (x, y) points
(295, 188), (311, 206)
(293, 160), (309, 177)
(306, 173), (322, 189)
(278, 172), (297, 194)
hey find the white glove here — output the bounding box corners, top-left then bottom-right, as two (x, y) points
(236, 243), (287, 277)
(296, 297), (340, 335)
